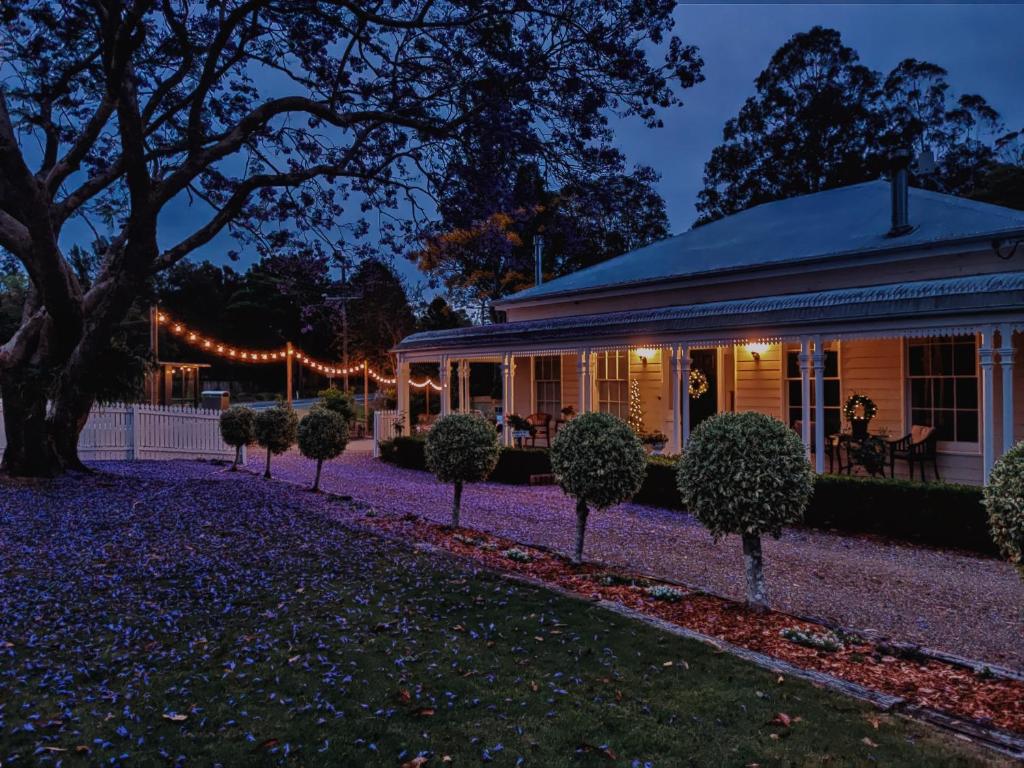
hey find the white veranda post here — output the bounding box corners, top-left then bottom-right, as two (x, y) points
(980, 329), (996, 480)
(678, 344), (692, 448)
(458, 359), (470, 413)
(439, 355), (451, 417)
(670, 344), (683, 453)
(577, 349), (592, 413)
(799, 338), (812, 460)
(397, 356), (411, 435)
(998, 326), (1015, 455)
(812, 337), (826, 474)
(501, 353), (515, 446)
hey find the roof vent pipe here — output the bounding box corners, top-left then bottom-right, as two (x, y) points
(887, 149), (913, 237)
(534, 234), (545, 286)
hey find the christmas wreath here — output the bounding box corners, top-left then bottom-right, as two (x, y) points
(843, 393), (877, 422)
(688, 368), (709, 399)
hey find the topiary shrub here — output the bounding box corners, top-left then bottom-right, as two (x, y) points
(424, 413), (500, 527)
(677, 411), (813, 612)
(219, 405), (255, 470)
(983, 441), (1024, 581)
(550, 411), (647, 564)
(253, 404), (298, 480)
(298, 407), (349, 491)
(317, 387), (356, 422)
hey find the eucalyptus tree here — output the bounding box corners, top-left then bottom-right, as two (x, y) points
(0, 0), (701, 476)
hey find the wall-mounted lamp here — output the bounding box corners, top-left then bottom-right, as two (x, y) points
(746, 342), (769, 361)
(635, 347), (657, 366)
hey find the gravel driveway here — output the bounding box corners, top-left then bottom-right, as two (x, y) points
(251, 444), (1024, 670)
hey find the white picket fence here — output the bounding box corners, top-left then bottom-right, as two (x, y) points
(0, 402), (239, 462)
(372, 409), (400, 458)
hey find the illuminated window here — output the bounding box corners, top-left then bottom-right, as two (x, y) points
(784, 346), (841, 436)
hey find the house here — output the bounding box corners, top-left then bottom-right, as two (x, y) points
(393, 172), (1024, 485)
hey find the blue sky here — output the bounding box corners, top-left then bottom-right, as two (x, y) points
(61, 3), (1023, 289)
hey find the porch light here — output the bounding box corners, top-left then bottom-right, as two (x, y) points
(746, 342), (769, 361)
(634, 347), (658, 366)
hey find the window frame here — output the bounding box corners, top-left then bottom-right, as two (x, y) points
(782, 343), (842, 437)
(904, 335), (980, 451)
(533, 355), (562, 417)
(596, 350), (629, 420)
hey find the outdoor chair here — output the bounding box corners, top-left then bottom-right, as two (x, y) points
(888, 425), (940, 481)
(415, 413), (436, 435)
(526, 412), (552, 447)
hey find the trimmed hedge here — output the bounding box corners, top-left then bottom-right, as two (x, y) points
(378, 438), (994, 555)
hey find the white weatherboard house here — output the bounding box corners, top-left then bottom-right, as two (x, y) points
(394, 176), (1024, 485)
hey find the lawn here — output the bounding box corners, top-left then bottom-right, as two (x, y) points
(0, 461), (1007, 766)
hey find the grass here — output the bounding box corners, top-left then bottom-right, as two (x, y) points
(0, 461), (1009, 767)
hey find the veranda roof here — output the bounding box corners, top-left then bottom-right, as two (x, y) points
(498, 180), (1024, 306)
(396, 272), (1024, 354)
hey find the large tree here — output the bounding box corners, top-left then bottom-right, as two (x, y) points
(0, 0), (700, 476)
(696, 26), (1016, 224)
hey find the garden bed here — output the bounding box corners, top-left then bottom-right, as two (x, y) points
(360, 512), (1024, 736)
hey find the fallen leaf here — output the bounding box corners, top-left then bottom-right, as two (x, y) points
(254, 738), (280, 752)
(401, 757), (429, 768)
(398, 688), (412, 704)
(162, 713), (188, 722)
(862, 737), (878, 748)
(770, 712), (792, 728)
(412, 706), (435, 717)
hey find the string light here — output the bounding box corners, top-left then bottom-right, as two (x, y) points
(155, 310), (406, 386)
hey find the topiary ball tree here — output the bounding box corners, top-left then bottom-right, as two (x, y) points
(298, 407), (349, 492)
(984, 441), (1024, 582)
(317, 387), (356, 422)
(253, 404), (299, 480)
(677, 411), (813, 612)
(219, 405), (255, 471)
(550, 411), (647, 564)
(424, 413), (500, 528)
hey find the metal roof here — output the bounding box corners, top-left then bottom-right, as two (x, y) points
(396, 272), (1024, 353)
(499, 180), (1024, 306)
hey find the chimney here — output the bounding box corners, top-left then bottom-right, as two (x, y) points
(534, 234), (545, 286)
(887, 149), (912, 237)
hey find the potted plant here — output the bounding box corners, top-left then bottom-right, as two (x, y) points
(393, 410), (406, 437)
(843, 393), (877, 439)
(560, 405), (577, 421)
(641, 430), (668, 454)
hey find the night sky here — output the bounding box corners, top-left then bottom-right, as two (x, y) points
(113, 4), (1024, 287)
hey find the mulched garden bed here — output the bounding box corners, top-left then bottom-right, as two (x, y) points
(362, 512), (1024, 736)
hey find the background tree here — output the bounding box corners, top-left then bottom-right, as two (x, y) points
(219, 405), (256, 471)
(0, 0), (701, 476)
(298, 407), (348, 492)
(550, 412), (647, 564)
(676, 412), (813, 612)
(696, 26), (1020, 224)
(346, 258), (415, 373)
(424, 414), (500, 528)
(317, 387), (356, 423)
(254, 404), (298, 480)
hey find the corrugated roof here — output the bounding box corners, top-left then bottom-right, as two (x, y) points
(500, 180), (1024, 305)
(396, 272), (1024, 352)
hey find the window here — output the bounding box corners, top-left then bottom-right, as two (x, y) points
(784, 346), (841, 436)
(596, 350), (628, 419)
(534, 356), (561, 416)
(907, 336), (978, 443)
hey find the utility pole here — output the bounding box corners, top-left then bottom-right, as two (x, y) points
(324, 254), (362, 394)
(286, 341), (293, 405)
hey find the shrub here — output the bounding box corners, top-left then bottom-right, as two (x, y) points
(550, 412), (647, 563)
(779, 627), (844, 653)
(677, 412), (813, 611)
(317, 387), (356, 422)
(253, 405), (298, 479)
(298, 407), (349, 491)
(644, 585), (684, 602)
(983, 441), (1024, 580)
(219, 405), (255, 470)
(424, 414), (500, 527)
(504, 547), (533, 563)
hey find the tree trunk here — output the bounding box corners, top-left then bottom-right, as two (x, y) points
(231, 445), (241, 471)
(451, 480), (463, 528)
(312, 458), (322, 492)
(0, 373), (60, 477)
(573, 499), (589, 564)
(264, 447), (272, 479)
(741, 533), (769, 613)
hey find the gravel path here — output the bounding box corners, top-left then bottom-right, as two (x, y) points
(251, 444), (1024, 670)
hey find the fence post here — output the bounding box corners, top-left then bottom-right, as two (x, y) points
(126, 404), (137, 460)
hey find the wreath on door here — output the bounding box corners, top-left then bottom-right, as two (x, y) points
(688, 368), (709, 399)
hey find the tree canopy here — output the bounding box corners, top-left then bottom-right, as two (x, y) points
(0, 0), (701, 476)
(696, 26), (1022, 224)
